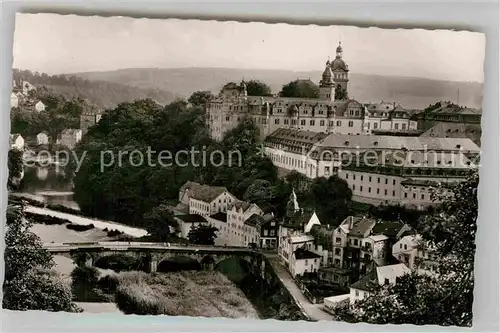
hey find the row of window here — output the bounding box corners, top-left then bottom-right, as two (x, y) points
(353, 185), (396, 197)
(346, 173), (397, 185)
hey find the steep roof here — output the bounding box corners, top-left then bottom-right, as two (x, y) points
(350, 217), (377, 237)
(230, 200), (252, 212)
(209, 212), (227, 223)
(304, 212), (321, 233)
(314, 134), (480, 153)
(180, 181), (201, 193)
(294, 248), (322, 260)
(175, 214), (207, 223)
(245, 213), (265, 227)
(350, 268), (379, 292)
(371, 221), (406, 238)
(189, 184), (228, 203)
(375, 264), (411, 285)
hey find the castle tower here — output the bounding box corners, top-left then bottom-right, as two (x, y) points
(330, 41), (349, 100)
(319, 59), (335, 101)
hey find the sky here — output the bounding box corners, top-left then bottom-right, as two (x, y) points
(13, 13), (485, 82)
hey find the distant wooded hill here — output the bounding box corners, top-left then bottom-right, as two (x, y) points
(71, 67), (483, 110)
(12, 69), (178, 109)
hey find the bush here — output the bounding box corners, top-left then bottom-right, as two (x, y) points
(25, 212), (69, 225)
(107, 229), (124, 237)
(66, 223), (95, 232)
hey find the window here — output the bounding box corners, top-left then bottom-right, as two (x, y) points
(361, 175), (364, 181)
(353, 175), (356, 180)
(377, 188), (380, 194)
(336, 121), (341, 126)
(320, 120), (325, 126)
(360, 186), (363, 192)
(354, 239), (358, 246)
(352, 184), (356, 191)
(335, 237), (341, 244)
(310, 120), (315, 126)
(421, 194), (425, 200)
(334, 259), (341, 266)
(404, 244), (407, 250)
(346, 173), (349, 179)
(393, 179), (396, 185)
(305, 260), (308, 265)
(384, 278), (390, 284)
(335, 248), (341, 255)
(402, 123), (406, 130)
(404, 192), (408, 198)
(369, 176), (372, 182)
(355, 290), (359, 297)
(368, 187), (371, 193)
(385, 179), (388, 185)
(274, 119), (280, 124)
(384, 189), (388, 196)
(292, 119), (297, 125)
(367, 122), (370, 129)
(395, 124), (399, 130)
(374, 123), (378, 129)
(348, 121), (354, 127)
(324, 166), (330, 174)
(300, 119), (306, 126)
(329, 121), (334, 126)
(226, 116), (230, 121)
(284, 119), (289, 125)
(413, 193), (416, 199)
(392, 190), (395, 196)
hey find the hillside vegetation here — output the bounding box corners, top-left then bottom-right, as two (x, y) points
(12, 69), (177, 108)
(72, 67), (483, 109)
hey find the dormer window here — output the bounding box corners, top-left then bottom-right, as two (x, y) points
(373, 141), (379, 146)
(344, 141), (350, 146)
(456, 144), (462, 149)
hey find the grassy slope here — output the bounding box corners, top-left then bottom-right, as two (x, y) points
(115, 270), (259, 318)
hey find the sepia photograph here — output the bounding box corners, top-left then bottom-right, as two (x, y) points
(5, 12), (484, 327)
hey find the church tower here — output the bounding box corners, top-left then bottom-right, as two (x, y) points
(330, 41), (349, 100)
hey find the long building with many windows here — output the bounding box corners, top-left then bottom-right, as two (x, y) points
(263, 129), (480, 209)
(206, 43), (420, 141)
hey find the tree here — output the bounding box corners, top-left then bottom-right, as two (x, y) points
(279, 80), (319, 98)
(143, 204), (179, 241)
(8, 149), (23, 190)
(243, 179), (273, 207)
(246, 80), (272, 96)
(333, 171), (478, 327)
(334, 85), (348, 100)
(3, 204), (80, 312)
(188, 91), (214, 107)
(304, 176), (352, 225)
(187, 224), (219, 245)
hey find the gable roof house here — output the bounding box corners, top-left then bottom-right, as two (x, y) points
(182, 181), (237, 217)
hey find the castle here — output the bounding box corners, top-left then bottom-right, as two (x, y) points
(206, 42), (418, 141)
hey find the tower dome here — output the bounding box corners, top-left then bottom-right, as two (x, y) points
(321, 63), (334, 84)
(336, 41), (343, 54)
(331, 41), (349, 72)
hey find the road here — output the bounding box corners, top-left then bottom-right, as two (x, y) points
(264, 253), (333, 322)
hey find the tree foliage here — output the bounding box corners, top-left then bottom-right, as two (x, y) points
(333, 171), (478, 327)
(187, 224), (219, 245)
(143, 204), (179, 241)
(246, 80), (273, 97)
(3, 204), (80, 312)
(279, 80), (319, 98)
(8, 149), (23, 190)
(188, 91), (214, 107)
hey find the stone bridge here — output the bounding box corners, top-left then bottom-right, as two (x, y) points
(45, 242), (266, 275)
(45, 241), (315, 321)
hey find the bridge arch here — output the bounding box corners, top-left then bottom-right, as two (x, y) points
(94, 253), (145, 272)
(157, 255), (201, 272)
